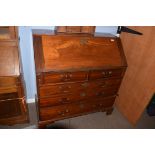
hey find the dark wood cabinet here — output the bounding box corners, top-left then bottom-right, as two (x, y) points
(33, 27), (127, 128)
(0, 26), (29, 125)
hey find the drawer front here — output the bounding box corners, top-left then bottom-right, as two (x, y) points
(91, 86), (118, 97)
(39, 96), (115, 121)
(0, 92), (18, 100)
(89, 69), (123, 80)
(39, 78), (121, 97)
(0, 77), (17, 87)
(87, 78), (121, 89)
(39, 90), (92, 107)
(39, 71), (88, 84)
(39, 102), (87, 121)
(39, 86), (118, 107)
(39, 82), (84, 97)
(0, 99), (22, 119)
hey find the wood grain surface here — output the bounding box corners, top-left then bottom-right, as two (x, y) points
(115, 26), (155, 125)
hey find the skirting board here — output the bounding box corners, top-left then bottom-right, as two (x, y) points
(26, 98), (35, 103)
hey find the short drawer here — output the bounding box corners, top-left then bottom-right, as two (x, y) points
(39, 71), (88, 84)
(39, 96), (115, 121)
(89, 69), (123, 80)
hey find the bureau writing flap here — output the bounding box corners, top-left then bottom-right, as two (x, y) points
(40, 35), (125, 72)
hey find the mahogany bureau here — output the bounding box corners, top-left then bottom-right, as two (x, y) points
(33, 28), (127, 128)
(0, 26), (28, 125)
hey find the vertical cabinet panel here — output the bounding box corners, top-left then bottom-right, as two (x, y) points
(115, 26), (155, 125)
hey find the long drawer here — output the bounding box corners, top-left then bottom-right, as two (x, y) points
(39, 86), (118, 107)
(39, 78), (121, 97)
(89, 69), (124, 80)
(39, 96), (116, 121)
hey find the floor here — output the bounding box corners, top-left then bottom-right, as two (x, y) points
(0, 103), (155, 129)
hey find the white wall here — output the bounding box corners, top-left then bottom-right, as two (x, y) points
(19, 26), (118, 103)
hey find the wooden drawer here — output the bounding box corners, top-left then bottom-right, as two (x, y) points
(87, 78), (121, 89)
(39, 82), (83, 97)
(91, 96), (116, 109)
(0, 76), (18, 87)
(89, 69), (123, 80)
(91, 86), (118, 97)
(39, 71), (88, 84)
(39, 93), (84, 107)
(39, 86), (118, 107)
(0, 99), (22, 119)
(39, 96), (115, 121)
(39, 78), (121, 97)
(0, 92), (18, 100)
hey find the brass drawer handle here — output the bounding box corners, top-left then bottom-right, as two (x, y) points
(63, 78), (71, 81)
(58, 109), (69, 115)
(65, 109), (69, 113)
(99, 82), (106, 87)
(102, 71), (106, 75)
(58, 111), (65, 115)
(108, 71), (112, 75)
(60, 74), (71, 81)
(81, 83), (88, 87)
(62, 90), (70, 93)
(59, 85), (71, 90)
(80, 92), (86, 97)
(59, 98), (70, 103)
(68, 74), (73, 78)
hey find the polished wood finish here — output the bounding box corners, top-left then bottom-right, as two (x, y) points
(115, 26), (155, 125)
(41, 35), (123, 71)
(33, 28), (127, 128)
(39, 96), (115, 121)
(0, 26), (28, 125)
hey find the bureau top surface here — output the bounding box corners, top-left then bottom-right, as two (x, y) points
(33, 33), (127, 73)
